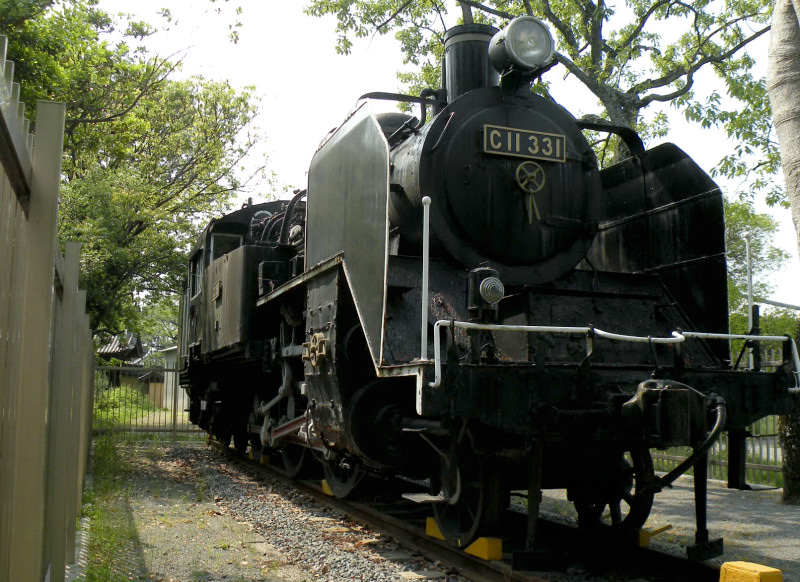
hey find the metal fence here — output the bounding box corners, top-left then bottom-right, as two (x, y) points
(93, 365), (203, 441)
(653, 343), (788, 487)
(0, 36), (94, 582)
(653, 415), (784, 487)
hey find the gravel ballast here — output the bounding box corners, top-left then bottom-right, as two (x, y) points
(194, 446), (458, 582)
(90, 443), (464, 582)
(74, 441), (800, 582)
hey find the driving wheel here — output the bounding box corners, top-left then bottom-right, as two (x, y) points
(281, 443), (313, 478)
(322, 456), (366, 498)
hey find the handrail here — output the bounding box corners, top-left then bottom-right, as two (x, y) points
(420, 196), (431, 361)
(681, 331), (800, 383)
(427, 320), (800, 392)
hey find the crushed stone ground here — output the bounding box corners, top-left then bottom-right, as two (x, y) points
(69, 441), (800, 581)
(73, 443), (308, 582)
(129, 446), (308, 582)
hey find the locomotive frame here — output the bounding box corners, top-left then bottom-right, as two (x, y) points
(178, 15), (800, 562)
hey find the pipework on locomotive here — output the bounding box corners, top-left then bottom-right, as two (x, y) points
(178, 15), (800, 561)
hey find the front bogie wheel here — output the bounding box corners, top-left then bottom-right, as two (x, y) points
(433, 457), (504, 548)
(572, 447), (655, 532)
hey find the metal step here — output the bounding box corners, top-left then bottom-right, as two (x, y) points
(401, 492), (446, 504)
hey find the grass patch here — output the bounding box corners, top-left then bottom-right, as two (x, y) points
(93, 383), (162, 429)
(92, 376), (205, 442)
(196, 475), (208, 502)
(82, 435), (147, 582)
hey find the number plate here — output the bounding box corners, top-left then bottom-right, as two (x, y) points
(483, 125), (566, 163)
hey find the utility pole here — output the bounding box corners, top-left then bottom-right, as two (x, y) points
(745, 232), (754, 368)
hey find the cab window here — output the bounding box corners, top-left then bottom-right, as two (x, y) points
(210, 233), (242, 261)
(189, 251), (203, 297)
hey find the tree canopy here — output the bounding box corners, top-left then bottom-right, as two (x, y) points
(1, 0), (263, 335)
(724, 199), (794, 335)
(306, 0), (779, 194)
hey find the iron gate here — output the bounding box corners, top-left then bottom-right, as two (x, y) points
(93, 365), (203, 441)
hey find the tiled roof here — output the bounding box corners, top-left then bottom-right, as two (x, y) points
(97, 332), (144, 360)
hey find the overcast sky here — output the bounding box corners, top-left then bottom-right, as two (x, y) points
(99, 0), (799, 305)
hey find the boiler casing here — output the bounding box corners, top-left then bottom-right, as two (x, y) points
(388, 87), (602, 283)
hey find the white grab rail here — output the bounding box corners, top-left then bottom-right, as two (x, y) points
(420, 196), (431, 361)
(427, 320), (800, 392)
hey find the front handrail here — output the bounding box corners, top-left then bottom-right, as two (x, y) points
(427, 320), (800, 392)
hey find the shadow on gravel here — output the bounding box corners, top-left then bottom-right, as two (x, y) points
(86, 437), (151, 582)
(111, 443), (300, 582)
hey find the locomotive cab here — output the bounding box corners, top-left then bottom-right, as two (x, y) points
(209, 231), (243, 261)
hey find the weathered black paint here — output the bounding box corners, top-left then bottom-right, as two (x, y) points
(176, 19), (799, 554)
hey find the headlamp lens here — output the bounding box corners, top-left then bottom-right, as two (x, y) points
(507, 18), (554, 69)
(479, 277), (505, 305)
(489, 16), (554, 73)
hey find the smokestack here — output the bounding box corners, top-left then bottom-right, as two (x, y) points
(443, 23), (499, 103)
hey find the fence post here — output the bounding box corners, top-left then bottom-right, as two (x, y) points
(65, 289), (88, 565)
(0, 50), (32, 581)
(172, 366), (179, 441)
(43, 243), (79, 582)
(6, 100), (65, 582)
(0, 196), (30, 581)
(82, 320), (95, 476)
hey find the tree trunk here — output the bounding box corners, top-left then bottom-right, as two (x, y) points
(459, 3), (474, 23)
(768, 0), (800, 505)
(777, 323), (800, 503)
(768, 0), (800, 258)
(779, 412), (800, 503)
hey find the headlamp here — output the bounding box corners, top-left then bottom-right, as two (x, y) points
(479, 277), (505, 305)
(489, 16), (554, 74)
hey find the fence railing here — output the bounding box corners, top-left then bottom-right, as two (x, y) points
(93, 365), (202, 440)
(652, 343), (789, 488)
(0, 36), (94, 582)
(654, 415), (784, 487)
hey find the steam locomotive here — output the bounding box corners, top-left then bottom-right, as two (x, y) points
(178, 16), (800, 560)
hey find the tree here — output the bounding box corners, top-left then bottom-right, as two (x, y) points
(768, 0), (800, 260)
(136, 296), (180, 367)
(306, 0), (775, 171)
(2, 0), (264, 334)
(767, 0), (800, 505)
(0, 0), (164, 127)
(724, 199), (797, 374)
(725, 200), (792, 333)
(57, 76), (261, 333)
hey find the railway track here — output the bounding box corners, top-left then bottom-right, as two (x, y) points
(211, 442), (723, 582)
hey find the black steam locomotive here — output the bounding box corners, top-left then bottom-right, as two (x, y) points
(178, 16), (799, 559)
